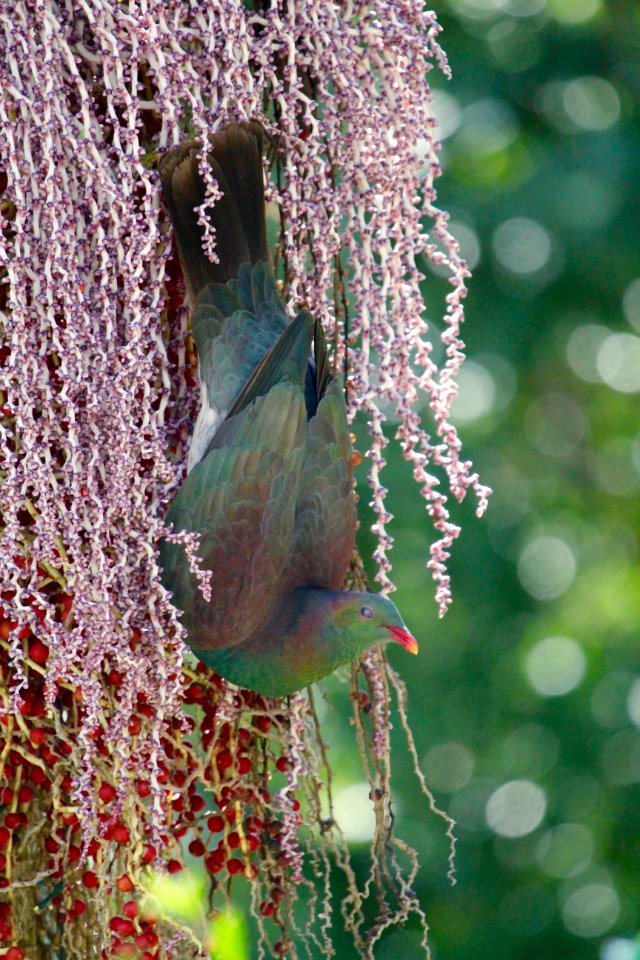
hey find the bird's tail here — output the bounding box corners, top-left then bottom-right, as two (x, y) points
(159, 123), (269, 302)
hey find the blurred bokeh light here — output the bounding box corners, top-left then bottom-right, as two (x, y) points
(345, 3), (640, 959)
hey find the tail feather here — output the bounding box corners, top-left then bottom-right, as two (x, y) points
(159, 123), (269, 302)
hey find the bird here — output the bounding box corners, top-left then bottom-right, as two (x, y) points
(158, 122), (418, 698)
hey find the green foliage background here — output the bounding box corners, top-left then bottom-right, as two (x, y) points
(351, 1), (640, 958)
(167, 3), (640, 957)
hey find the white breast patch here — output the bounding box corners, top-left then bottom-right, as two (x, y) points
(187, 380), (224, 473)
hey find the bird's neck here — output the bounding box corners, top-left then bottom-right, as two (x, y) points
(196, 588), (361, 698)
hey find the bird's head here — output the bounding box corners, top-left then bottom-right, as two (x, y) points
(328, 590), (418, 658)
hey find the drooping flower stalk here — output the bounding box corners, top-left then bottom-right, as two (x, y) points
(0, 2), (485, 958)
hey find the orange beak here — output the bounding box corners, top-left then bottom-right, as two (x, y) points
(387, 625), (419, 655)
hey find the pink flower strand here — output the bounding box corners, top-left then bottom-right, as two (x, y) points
(0, 0), (487, 845)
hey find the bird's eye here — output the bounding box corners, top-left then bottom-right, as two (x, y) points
(360, 605), (374, 620)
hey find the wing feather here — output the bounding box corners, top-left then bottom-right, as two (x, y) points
(159, 383), (306, 650)
(284, 378), (357, 590)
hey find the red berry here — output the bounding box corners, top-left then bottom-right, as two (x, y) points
(82, 870), (98, 889)
(98, 783), (116, 803)
(227, 831), (240, 850)
(73, 899), (87, 916)
(189, 794), (205, 812)
(259, 900), (275, 917)
(226, 857), (243, 875)
(141, 844), (156, 864)
(127, 716), (141, 736)
(0, 789), (12, 805)
(238, 756), (251, 774)
(136, 781), (151, 798)
(216, 749), (233, 771)
(5, 947), (26, 960)
(17, 786), (33, 804)
(109, 916), (135, 938)
(123, 900), (138, 919)
(112, 825), (130, 844)
(275, 756), (289, 773)
(188, 839), (205, 857)
(134, 931), (157, 950)
(29, 640), (49, 664)
(29, 728), (46, 746)
(107, 669), (124, 687)
(246, 833), (260, 852)
(204, 851), (224, 874)
(44, 836), (60, 853)
(112, 944), (136, 959)
(116, 874), (133, 893)
(207, 814), (224, 833)
(167, 859), (182, 874)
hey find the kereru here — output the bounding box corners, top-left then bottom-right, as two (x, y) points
(158, 123), (417, 697)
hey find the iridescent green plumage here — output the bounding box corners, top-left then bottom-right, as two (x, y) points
(158, 124), (417, 697)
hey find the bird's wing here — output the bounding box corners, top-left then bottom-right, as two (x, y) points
(285, 376), (357, 590)
(159, 381), (306, 651)
(202, 307), (314, 456)
(186, 267), (290, 471)
(192, 263), (289, 419)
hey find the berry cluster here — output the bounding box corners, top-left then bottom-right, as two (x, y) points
(0, 604), (308, 958)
